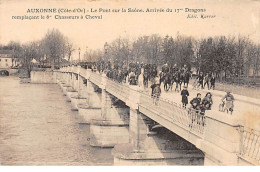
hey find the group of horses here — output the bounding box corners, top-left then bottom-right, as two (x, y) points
(105, 63), (158, 86)
(159, 67), (191, 92)
(100, 63), (191, 94)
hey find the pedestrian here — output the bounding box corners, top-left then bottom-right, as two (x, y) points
(190, 93), (201, 112)
(181, 86), (189, 108)
(197, 72), (204, 89)
(204, 73), (210, 90)
(202, 92), (213, 110)
(221, 91), (235, 114)
(210, 75), (215, 90)
(129, 69), (136, 85)
(200, 103), (207, 116)
(151, 83), (161, 105)
(138, 68), (144, 89)
(192, 76), (200, 90)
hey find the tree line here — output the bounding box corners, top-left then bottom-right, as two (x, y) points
(0, 29), (259, 79)
(97, 34), (260, 80)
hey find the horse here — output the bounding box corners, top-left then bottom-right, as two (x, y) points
(163, 72), (173, 91)
(183, 71), (191, 88)
(143, 71), (149, 88)
(173, 71), (181, 92)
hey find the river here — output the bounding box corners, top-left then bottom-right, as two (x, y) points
(0, 76), (113, 165)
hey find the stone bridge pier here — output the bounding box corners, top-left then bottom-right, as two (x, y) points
(89, 89), (130, 147)
(112, 108), (204, 165)
(64, 73), (78, 102)
(70, 74), (88, 111)
(78, 80), (102, 124)
(59, 72), (72, 96)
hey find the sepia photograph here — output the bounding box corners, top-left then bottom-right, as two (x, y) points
(0, 0), (260, 167)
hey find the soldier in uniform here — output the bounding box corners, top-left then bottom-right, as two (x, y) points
(172, 64), (179, 73)
(182, 64), (188, 73)
(162, 63), (169, 73)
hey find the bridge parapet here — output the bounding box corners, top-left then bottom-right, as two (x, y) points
(238, 127), (260, 165)
(139, 92), (206, 138)
(89, 71), (103, 87)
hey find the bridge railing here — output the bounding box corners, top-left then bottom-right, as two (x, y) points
(139, 92), (206, 137)
(89, 71), (103, 86)
(105, 79), (130, 102)
(239, 127), (260, 165)
(79, 67), (87, 77)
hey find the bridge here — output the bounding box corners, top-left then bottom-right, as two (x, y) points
(0, 68), (18, 75)
(30, 66), (260, 166)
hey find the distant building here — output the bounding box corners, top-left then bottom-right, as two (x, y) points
(0, 50), (19, 69)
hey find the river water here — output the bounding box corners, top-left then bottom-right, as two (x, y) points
(0, 77), (113, 165)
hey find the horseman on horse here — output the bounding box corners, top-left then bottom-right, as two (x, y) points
(143, 64), (150, 88)
(161, 63), (171, 91)
(179, 64), (191, 89)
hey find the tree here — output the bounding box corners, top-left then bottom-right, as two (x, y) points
(21, 42), (41, 77)
(42, 28), (67, 68)
(147, 34), (162, 65)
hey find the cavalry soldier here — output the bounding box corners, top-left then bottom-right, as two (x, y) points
(182, 64), (188, 73)
(162, 63), (169, 73)
(172, 64), (179, 73)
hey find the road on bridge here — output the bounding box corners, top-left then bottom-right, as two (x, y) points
(140, 80), (260, 131)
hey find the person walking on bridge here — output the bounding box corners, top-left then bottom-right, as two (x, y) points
(151, 78), (161, 105)
(210, 75), (216, 90)
(221, 91), (235, 114)
(197, 72), (204, 89)
(181, 86), (189, 108)
(190, 93), (201, 113)
(202, 92), (213, 110)
(204, 73), (210, 90)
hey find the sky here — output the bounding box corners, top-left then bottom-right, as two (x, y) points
(0, 0), (259, 59)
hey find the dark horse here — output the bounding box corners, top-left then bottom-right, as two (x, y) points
(173, 71), (181, 92)
(179, 71), (191, 90)
(143, 71), (149, 88)
(163, 72), (173, 91)
(183, 71), (191, 88)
